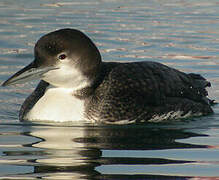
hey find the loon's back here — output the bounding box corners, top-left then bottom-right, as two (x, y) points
(85, 61), (213, 124)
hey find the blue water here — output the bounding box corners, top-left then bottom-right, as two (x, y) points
(1, 0), (219, 179)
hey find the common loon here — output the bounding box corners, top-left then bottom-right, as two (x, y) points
(2, 28), (213, 124)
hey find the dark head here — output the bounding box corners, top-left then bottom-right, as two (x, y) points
(2, 29), (102, 89)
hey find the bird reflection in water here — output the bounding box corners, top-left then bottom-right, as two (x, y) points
(5, 124), (206, 179)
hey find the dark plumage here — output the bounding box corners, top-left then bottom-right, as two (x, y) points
(3, 29), (213, 124)
(87, 61), (213, 123)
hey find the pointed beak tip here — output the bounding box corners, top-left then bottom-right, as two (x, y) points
(1, 81), (8, 87)
(1, 80), (12, 87)
(1, 63), (58, 88)
(0, 63), (41, 87)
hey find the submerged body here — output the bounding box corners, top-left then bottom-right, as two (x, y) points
(2, 29), (213, 124)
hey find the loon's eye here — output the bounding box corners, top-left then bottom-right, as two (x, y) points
(58, 54), (67, 60)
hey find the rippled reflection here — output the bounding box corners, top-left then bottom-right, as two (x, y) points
(1, 123), (215, 179)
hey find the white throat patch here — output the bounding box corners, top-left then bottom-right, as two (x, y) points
(42, 58), (90, 90)
(24, 86), (86, 122)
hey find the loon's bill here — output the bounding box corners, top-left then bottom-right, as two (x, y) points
(2, 62), (58, 86)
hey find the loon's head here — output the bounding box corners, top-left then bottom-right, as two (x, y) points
(2, 29), (102, 89)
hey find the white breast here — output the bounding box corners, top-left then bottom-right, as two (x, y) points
(24, 86), (86, 122)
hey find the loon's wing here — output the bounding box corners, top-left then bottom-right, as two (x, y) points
(19, 80), (49, 120)
(95, 61), (213, 123)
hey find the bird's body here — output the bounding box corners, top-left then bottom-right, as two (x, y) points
(2, 29), (213, 124)
(20, 61), (212, 124)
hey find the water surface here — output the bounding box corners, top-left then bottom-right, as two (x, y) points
(1, 0), (219, 179)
